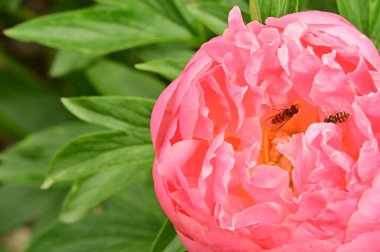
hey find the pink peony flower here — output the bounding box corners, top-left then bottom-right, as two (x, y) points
(151, 7), (380, 252)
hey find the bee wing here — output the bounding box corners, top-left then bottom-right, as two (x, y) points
(263, 112), (290, 132)
(270, 118), (290, 132)
(263, 113), (276, 128)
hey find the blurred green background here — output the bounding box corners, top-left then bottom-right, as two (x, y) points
(0, 0), (378, 251)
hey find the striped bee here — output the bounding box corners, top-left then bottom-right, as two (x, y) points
(324, 111), (350, 124)
(270, 104), (300, 131)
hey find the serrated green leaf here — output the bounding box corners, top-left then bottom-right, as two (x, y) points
(250, 0), (299, 23)
(60, 162), (150, 223)
(26, 182), (165, 252)
(150, 219), (185, 252)
(49, 50), (96, 78)
(0, 185), (65, 233)
(0, 122), (102, 185)
(135, 57), (190, 81)
(43, 130), (153, 188)
(4, 6), (193, 55)
(337, 0), (380, 49)
(188, 1), (250, 34)
(85, 60), (165, 98)
(61, 96), (154, 131)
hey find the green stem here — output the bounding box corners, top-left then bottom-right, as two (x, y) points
(249, 0), (261, 22)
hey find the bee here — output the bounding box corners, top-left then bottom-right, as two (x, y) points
(269, 104), (300, 131)
(324, 111), (350, 124)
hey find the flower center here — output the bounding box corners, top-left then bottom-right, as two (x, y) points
(258, 101), (320, 184)
(262, 129), (293, 182)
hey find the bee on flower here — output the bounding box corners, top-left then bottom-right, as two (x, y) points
(324, 111), (350, 124)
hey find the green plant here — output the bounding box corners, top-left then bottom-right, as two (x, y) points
(1, 0), (379, 251)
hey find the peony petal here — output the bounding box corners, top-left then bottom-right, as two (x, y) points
(268, 11), (380, 70)
(151, 6), (380, 251)
(243, 165), (290, 203)
(310, 64), (354, 109)
(345, 174), (380, 241)
(227, 6), (246, 32)
(356, 139), (380, 182)
(213, 142), (235, 203)
(290, 49), (321, 106)
(337, 230), (380, 252)
(269, 239), (338, 252)
(232, 202), (288, 229)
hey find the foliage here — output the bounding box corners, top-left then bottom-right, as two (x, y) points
(0, 0), (377, 251)
(249, 0), (299, 23)
(337, 0), (380, 49)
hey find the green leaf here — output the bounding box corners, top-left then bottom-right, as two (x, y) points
(162, 237), (186, 252)
(49, 50), (96, 78)
(134, 0), (197, 32)
(337, 0), (368, 33)
(105, 178), (164, 221)
(173, 0), (207, 37)
(51, 0), (94, 12)
(143, 0), (187, 25)
(85, 60), (165, 98)
(187, 2), (230, 34)
(27, 214), (160, 252)
(26, 182), (165, 252)
(43, 130), (154, 188)
(0, 185), (65, 233)
(135, 57), (190, 81)
(135, 43), (195, 62)
(250, 0), (299, 23)
(97, 0), (189, 30)
(4, 6), (193, 55)
(150, 219), (185, 252)
(0, 0), (22, 12)
(188, 1), (250, 34)
(0, 122), (102, 185)
(337, 0), (380, 49)
(299, 0), (338, 13)
(0, 246), (9, 252)
(139, 0), (206, 39)
(61, 96), (154, 131)
(369, 1), (380, 49)
(0, 52), (72, 137)
(60, 162), (150, 223)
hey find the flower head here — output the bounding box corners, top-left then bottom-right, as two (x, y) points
(151, 7), (380, 251)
